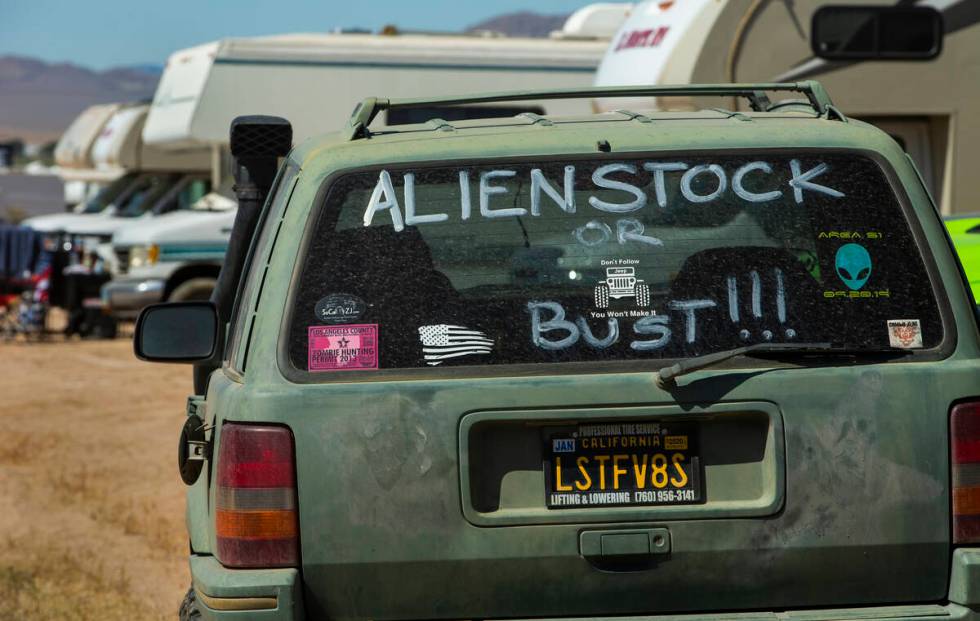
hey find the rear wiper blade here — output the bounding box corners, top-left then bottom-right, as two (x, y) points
(655, 342), (911, 388)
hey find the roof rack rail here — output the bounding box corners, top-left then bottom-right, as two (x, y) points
(344, 81), (836, 140)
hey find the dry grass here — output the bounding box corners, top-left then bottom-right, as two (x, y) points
(0, 430), (61, 465)
(0, 534), (156, 621)
(0, 339), (192, 619)
(41, 463), (186, 556)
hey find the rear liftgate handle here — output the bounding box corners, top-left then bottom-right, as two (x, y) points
(580, 528), (671, 571)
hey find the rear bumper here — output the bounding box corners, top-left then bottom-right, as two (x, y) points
(185, 548), (980, 621)
(100, 277), (165, 318)
(189, 555), (303, 620)
(518, 607), (980, 620)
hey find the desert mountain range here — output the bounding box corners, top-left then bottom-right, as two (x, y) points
(0, 56), (160, 143)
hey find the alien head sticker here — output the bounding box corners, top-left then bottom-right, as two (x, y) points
(835, 243), (872, 290)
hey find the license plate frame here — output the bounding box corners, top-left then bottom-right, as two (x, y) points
(544, 421), (703, 509)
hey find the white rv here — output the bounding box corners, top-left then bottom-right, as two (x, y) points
(24, 104), (210, 239)
(25, 102), (212, 321)
(593, 0), (980, 215)
(53, 102), (123, 207)
(102, 6), (630, 317)
(143, 9), (628, 171)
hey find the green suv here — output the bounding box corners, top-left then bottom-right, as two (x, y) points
(136, 83), (980, 621)
(946, 216), (980, 300)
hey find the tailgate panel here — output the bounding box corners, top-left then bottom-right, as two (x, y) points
(289, 365), (951, 620)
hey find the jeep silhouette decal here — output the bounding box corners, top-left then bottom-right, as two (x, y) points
(594, 267), (650, 308)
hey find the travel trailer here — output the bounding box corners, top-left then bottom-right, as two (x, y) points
(593, 0), (980, 215)
(25, 103), (211, 237)
(88, 103), (208, 177)
(100, 6), (632, 318)
(143, 6), (630, 184)
(53, 103), (123, 207)
(18, 103), (211, 336)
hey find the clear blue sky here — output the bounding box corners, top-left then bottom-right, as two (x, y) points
(1, 0), (593, 70)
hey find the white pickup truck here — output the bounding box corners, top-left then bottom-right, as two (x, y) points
(101, 191), (235, 317)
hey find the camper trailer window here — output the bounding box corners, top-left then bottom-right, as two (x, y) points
(812, 6), (943, 60)
(288, 153), (943, 373)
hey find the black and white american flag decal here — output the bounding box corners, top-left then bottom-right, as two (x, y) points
(417, 324), (494, 366)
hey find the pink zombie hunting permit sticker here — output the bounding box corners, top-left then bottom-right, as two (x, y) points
(308, 324), (378, 371)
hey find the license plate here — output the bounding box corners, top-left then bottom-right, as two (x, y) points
(544, 421), (702, 509)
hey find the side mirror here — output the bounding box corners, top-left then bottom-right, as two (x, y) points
(134, 301), (218, 363)
(812, 5), (943, 61)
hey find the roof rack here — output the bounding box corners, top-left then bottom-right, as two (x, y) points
(344, 81), (837, 140)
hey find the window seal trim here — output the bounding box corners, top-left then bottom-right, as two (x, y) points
(275, 146), (956, 385)
(226, 161), (301, 375)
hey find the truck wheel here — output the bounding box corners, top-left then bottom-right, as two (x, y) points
(179, 587), (202, 621)
(594, 284), (610, 309)
(169, 278), (217, 302)
(636, 283), (651, 307)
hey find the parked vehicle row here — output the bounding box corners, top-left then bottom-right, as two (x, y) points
(12, 5), (630, 335)
(7, 0), (980, 620)
(16, 0), (980, 337)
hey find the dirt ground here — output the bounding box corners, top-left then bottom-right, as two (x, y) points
(0, 337), (192, 620)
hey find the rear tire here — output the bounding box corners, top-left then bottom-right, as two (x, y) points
(594, 284), (610, 309)
(179, 587), (202, 621)
(169, 278), (217, 302)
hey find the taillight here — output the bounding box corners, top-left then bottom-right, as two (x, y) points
(952, 402), (980, 543)
(215, 423), (298, 568)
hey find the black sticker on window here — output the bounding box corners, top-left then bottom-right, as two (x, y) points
(314, 293), (366, 324)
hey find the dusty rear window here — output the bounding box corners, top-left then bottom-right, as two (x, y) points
(287, 153), (941, 372)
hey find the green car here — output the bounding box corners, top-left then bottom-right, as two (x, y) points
(137, 83), (980, 621)
(946, 215), (980, 301)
